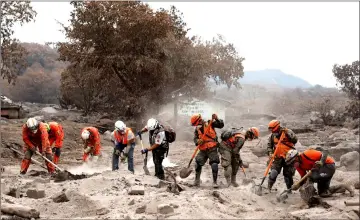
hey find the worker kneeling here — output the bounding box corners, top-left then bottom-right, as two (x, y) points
(111, 121), (135, 173)
(220, 127), (259, 187)
(45, 121), (64, 164)
(81, 127), (102, 163)
(20, 118), (55, 174)
(285, 147), (354, 197)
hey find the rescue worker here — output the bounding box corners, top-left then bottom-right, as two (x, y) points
(20, 118), (55, 174)
(267, 120), (298, 191)
(191, 113), (224, 188)
(138, 118), (168, 180)
(285, 148), (354, 197)
(111, 120), (135, 173)
(219, 127), (260, 187)
(81, 127), (102, 162)
(45, 121), (64, 164)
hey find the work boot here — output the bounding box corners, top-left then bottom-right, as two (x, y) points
(213, 182), (219, 189)
(268, 181), (274, 192)
(231, 175), (239, 187)
(194, 171), (201, 187)
(225, 175), (231, 187)
(319, 189), (332, 198)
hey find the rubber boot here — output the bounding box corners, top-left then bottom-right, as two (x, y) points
(194, 163), (202, 187)
(224, 167), (232, 187)
(231, 174), (239, 187)
(211, 163), (219, 189)
(20, 159), (31, 174)
(268, 180), (274, 192)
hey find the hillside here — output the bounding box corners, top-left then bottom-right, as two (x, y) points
(240, 69), (312, 88)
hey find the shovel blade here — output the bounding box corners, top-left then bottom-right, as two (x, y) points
(276, 191), (289, 203)
(253, 184), (264, 196)
(179, 167), (192, 179)
(143, 165), (150, 175)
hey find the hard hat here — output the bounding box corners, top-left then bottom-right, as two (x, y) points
(285, 149), (299, 164)
(249, 127), (260, 139)
(268, 120), (280, 132)
(26, 118), (39, 134)
(81, 130), (91, 140)
(147, 118), (159, 131)
(115, 120), (126, 131)
(190, 114), (202, 126)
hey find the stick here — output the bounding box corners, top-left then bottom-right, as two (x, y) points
(8, 146), (47, 170)
(344, 201), (359, 206)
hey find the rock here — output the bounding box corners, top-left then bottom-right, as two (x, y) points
(328, 142), (360, 161)
(128, 199), (135, 206)
(170, 203), (179, 209)
(128, 186), (145, 195)
(135, 205), (146, 214)
(354, 181), (360, 189)
(340, 151), (359, 171)
(241, 152), (259, 164)
(6, 188), (20, 198)
(52, 191), (69, 203)
(96, 207), (110, 215)
(26, 188), (45, 199)
(255, 207), (264, 211)
(250, 146), (267, 157)
(157, 204), (174, 215)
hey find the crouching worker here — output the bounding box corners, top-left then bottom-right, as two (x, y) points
(45, 121), (64, 164)
(81, 127), (102, 163)
(220, 127), (259, 187)
(20, 118), (55, 174)
(111, 120), (135, 173)
(285, 147), (354, 197)
(191, 113), (224, 188)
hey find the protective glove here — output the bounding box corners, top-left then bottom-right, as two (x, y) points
(84, 146), (92, 154)
(137, 131), (142, 138)
(197, 139), (204, 146)
(212, 114), (218, 120)
(141, 148), (148, 154)
(314, 160), (323, 168)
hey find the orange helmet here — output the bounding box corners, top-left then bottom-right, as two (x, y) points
(190, 114), (202, 126)
(268, 120), (280, 132)
(249, 127), (260, 139)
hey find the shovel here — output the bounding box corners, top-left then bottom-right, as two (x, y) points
(138, 135), (150, 175)
(179, 119), (214, 179)
(276, 170), (313, 202)
(254, 132), (286, 196)
(6, 144), (48, 170)
(179, 146), (199, 178)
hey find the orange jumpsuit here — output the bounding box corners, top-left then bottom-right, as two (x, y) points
(48, 122), (64, 164)
(21, 122), (55, 174)
(81, 127), (101, 162)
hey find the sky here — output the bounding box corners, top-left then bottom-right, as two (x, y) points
(13, 2), (359, 88)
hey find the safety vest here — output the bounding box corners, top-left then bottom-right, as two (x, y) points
(197, 123), (217, 151)
(114, 128), (132, 145)
(226, 132), (245, 148)
(273, 129), (295, 158)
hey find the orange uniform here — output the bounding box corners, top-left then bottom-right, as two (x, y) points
(81, 127), (101, 162)
(21, 122), (55, 174)
(196, 123), (218, 151)
(296, 149), (335, 177)
(47, 122), (64, 164)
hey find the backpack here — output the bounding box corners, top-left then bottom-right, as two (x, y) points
(163, 125), (176, 143)
(221, 127), (243, 141)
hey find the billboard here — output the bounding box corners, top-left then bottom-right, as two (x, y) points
(178, 100), (226, 122)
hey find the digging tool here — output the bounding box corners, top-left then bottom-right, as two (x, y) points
(6, 145), (47, 170)
(179, 119), (214, 179)
(240, 166), (247, 178)
(254, 131), (286, 196)
(138, 135), (150, 175)
(276, 170), (313, 203)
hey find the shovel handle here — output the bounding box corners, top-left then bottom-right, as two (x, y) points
(241, 166), (246, 177)
(34, 151), (64, 172)
(263, 132), (286, 177)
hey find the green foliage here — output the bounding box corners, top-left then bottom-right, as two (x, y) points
(57, 2), (244, 116)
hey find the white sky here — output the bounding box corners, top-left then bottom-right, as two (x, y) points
(13, 2), (359, 88)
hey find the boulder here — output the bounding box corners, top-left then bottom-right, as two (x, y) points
(26, 188), (45, 199)
(340, 151), (359, 171)
(52, 191), (69, 203)
(328, 142), (359, 161)
(128, 186), (145, 195)
(157, 204), (174, 215)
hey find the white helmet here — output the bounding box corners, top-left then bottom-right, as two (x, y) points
(81, 130), (91, 140)
(147, 118), (159, 131)
(26, 118), (39, 134)
(285, 149), (299, 164)
(115, 120), (126, 132)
